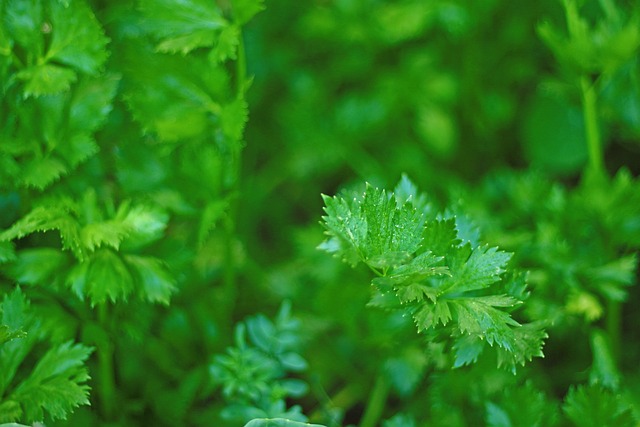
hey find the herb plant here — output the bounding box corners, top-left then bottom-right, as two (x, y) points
(1, 0), (639, 426)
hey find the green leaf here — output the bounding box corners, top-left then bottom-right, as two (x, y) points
(221, 97), (249, 141)
(81, 220), (130, 252)
(383, 346), (428, 396)
(125, 255), (176, 305)
(0, 242), (16, 263)
(6, 248), (69, 286)
(0, 289), (91, 423)
(230, 0), (266, 25)
(422, 218), (460, 257)
(440, 244), (512, 295)
(117, 203), (169, 248)
(563, 385), (635, 427)
(0, 205), (84, 260)
(19, 156), (68, 189)
(47, 0), (109, 74)
(486, 382), (558, 427)
(0, 289), (38, 398)
(140, 0), (227, 55)
(16, 64), (77, 97)
(321, 177), (547, 371)
(121, 46), (226, 142)
(77, 248), (135, 305)
(209, 24), (241, 63)
(4, 0), (44, 54)
(11, 341), (92, 422)
(0, 325), (26, 346)
(68, 74), (120, 134)
(320, 182), (425, 269)
(589, 329), (620, 390)
(244, 419), (326, 427)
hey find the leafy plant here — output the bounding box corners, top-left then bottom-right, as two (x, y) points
(0, 0), (639, 425)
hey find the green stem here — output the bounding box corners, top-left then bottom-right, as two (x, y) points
(606, 298), (621, 363)
(236, 31), (247, 98)
(220, 28), (247, 333)
(97, 303), (116, 421)
(580, 75), (605, 178)
(359, 373), (390, 427)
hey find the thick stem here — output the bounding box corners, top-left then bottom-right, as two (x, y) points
(359, 373), (390, 427)
(97, 303), (116, 421)
(580, 76), (605, 178)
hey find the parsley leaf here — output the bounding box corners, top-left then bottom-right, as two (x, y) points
(320, 178), (547, 371)
(563, 385), (635, 427)
(0, 289), (92, 423)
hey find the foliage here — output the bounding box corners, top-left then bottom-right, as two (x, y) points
(0, 0), (639, 425)
(319, 177), (547, 372)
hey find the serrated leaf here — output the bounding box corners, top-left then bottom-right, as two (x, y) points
(422, 218), (460, 256)
(441, 244), (512, 295)
(0, 290), (38, 397)
(394, 282), (437, 304)
(59, 134), (99, 168)
(122, 47), (225, 142)
(0, 205), (84, 260)
(11, 341), (92, 422)
(47, 0), (109, 74)
(413, 300), (451, 331)
(319, 193), (366, 266)
(118, 203), (169, 248)
(68, 74), (120, 133)
(563, 385), (635, 427)
(80, 249), (135, 305)
(230, 0), (266, 25)
(81, 221), (130, 252)
(125, 255), (176, 305)
(209, 24), (240, 63)
(0, 325), (26, 346)
(198, 199), (230, 246)
(453, 299), (519, 347)
(140, 0), (226, 54)
(486, 382), (558, 427)
(221, 97), (249, 141)
(6, 248), (68, 286)
(588, 254), (638, 301)
(495, 322), (548, 370)
(321, 178), (547, 371)
(320, 182), (425, 269)
(19, 156), (68, 189)
(0, 289), (91, 422)
(452, 334), (485, 367)
(0, 401), (24, 423)
(17, 64), (77, 97)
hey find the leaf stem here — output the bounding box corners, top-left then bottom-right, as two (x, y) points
(97, 303), (116, 421)
(359, 373), (389, 427)
(580, 75), (605, 178)
(606, 298), (621, 363)
(220, 25), (248, 334)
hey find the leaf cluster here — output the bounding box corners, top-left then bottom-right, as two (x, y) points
(210, 302), (310, 425)
(320, 177), (547, 372)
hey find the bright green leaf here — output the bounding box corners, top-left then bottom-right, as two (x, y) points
(17, 64), (77, 97)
